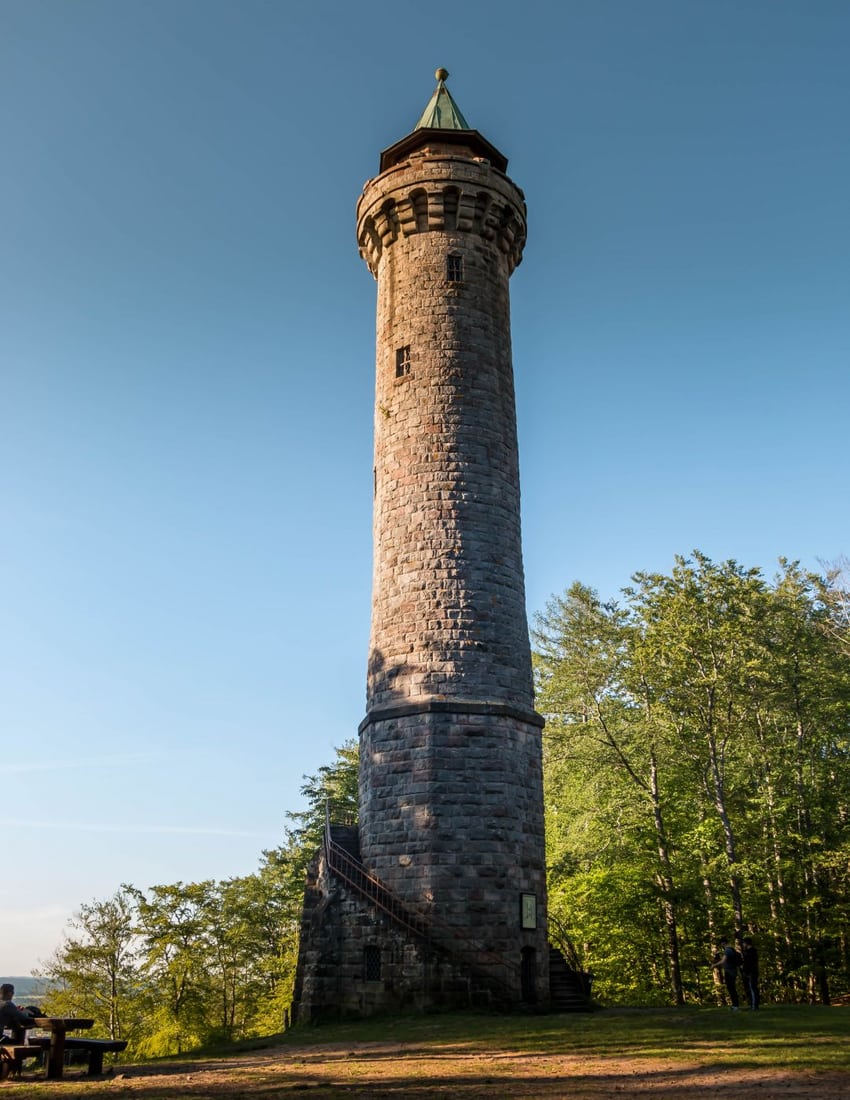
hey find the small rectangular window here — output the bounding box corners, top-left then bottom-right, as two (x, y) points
(363, 945), (382, 982)
(395, 345), (411, 378)
(447, 253), (463, 282)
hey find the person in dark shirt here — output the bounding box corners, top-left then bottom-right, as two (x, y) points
(712, 939), (742, 1010)
(0, 984), (38, 1044)
(741, 937), (760, 1009)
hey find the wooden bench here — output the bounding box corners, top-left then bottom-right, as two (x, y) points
(0, 1043), (45, 1079)
(63, 1036), (128, 1076)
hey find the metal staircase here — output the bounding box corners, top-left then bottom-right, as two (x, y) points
(322, 806), (593, 1011)
(322, 804), (522, 1005)
(547, 915), (594, 1012)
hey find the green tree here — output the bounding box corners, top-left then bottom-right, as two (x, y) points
(285, 738), (359, 862)
(37, 888), (142, 1046)
(536, 554), (850, 1006)
(260, 737), (361, 1011)
(128, 881), (215, 1054)
(535, 583), (686, 1004)
(36, 741), (363, 1053)
(626, 554), (770, 943)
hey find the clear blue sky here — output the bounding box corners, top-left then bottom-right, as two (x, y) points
(2, 1), (848, 974)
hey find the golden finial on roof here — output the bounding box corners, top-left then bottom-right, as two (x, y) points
(435, 68), (449, 82)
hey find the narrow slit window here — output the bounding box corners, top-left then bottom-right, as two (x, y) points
(395, 345), (411, 378)
(447, 253), (463, 282)
(363, 945), (382, 982)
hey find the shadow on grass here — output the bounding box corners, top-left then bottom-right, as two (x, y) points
(7, 1007), (846, 1099)
(19, 1061), (848, 1100)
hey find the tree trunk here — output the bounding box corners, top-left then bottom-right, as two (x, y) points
(649, 749), (684, 1005)
(699, 835), (723, 1006)
(705, 709), (743, 936)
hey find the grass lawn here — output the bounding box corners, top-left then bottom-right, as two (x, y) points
(5, 1004), (847, 1099)
(278, 1003), (848, 1070)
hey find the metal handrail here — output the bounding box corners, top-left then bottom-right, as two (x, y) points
(323, 801), (522, 1001)
(323, 825), (431, 942)
(547, 912), (585, 972)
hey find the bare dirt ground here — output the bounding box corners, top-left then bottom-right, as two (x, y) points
(14, 1040), (850, 1100)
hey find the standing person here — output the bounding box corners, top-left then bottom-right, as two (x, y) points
(712, 939), (742, 1010)
(741, 937), (760, 1009)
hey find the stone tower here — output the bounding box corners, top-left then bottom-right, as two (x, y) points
(293, 70), (548, 1019)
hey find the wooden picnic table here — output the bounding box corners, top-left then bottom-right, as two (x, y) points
(32, 1017), (94, 1080)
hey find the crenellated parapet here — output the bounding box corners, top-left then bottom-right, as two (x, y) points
(356, 155), (527, 277)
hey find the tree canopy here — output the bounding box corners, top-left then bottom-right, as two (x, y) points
(37, 741), (359, 1056)
(534, 554), (850, 1005)
(35, 554), (850, 1048)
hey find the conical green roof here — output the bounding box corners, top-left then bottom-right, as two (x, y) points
(378, 69), (508, 174)
(414, 68), (471, 131)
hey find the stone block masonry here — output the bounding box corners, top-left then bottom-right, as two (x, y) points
(357, 151), (531, 713)
(293, 75), (549, 1019)
(358, 708), (548, 1000)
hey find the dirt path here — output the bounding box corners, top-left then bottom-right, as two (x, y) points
(16, 1039), (849, 1099)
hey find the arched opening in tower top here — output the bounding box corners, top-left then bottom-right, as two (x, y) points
(442, 186), (460, 231)
(410, 189), (428, 233)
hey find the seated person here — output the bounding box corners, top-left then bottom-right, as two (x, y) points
(0, 984), (39, 1044)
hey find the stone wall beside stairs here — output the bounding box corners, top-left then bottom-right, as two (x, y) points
(292, 845), (531, 1022)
